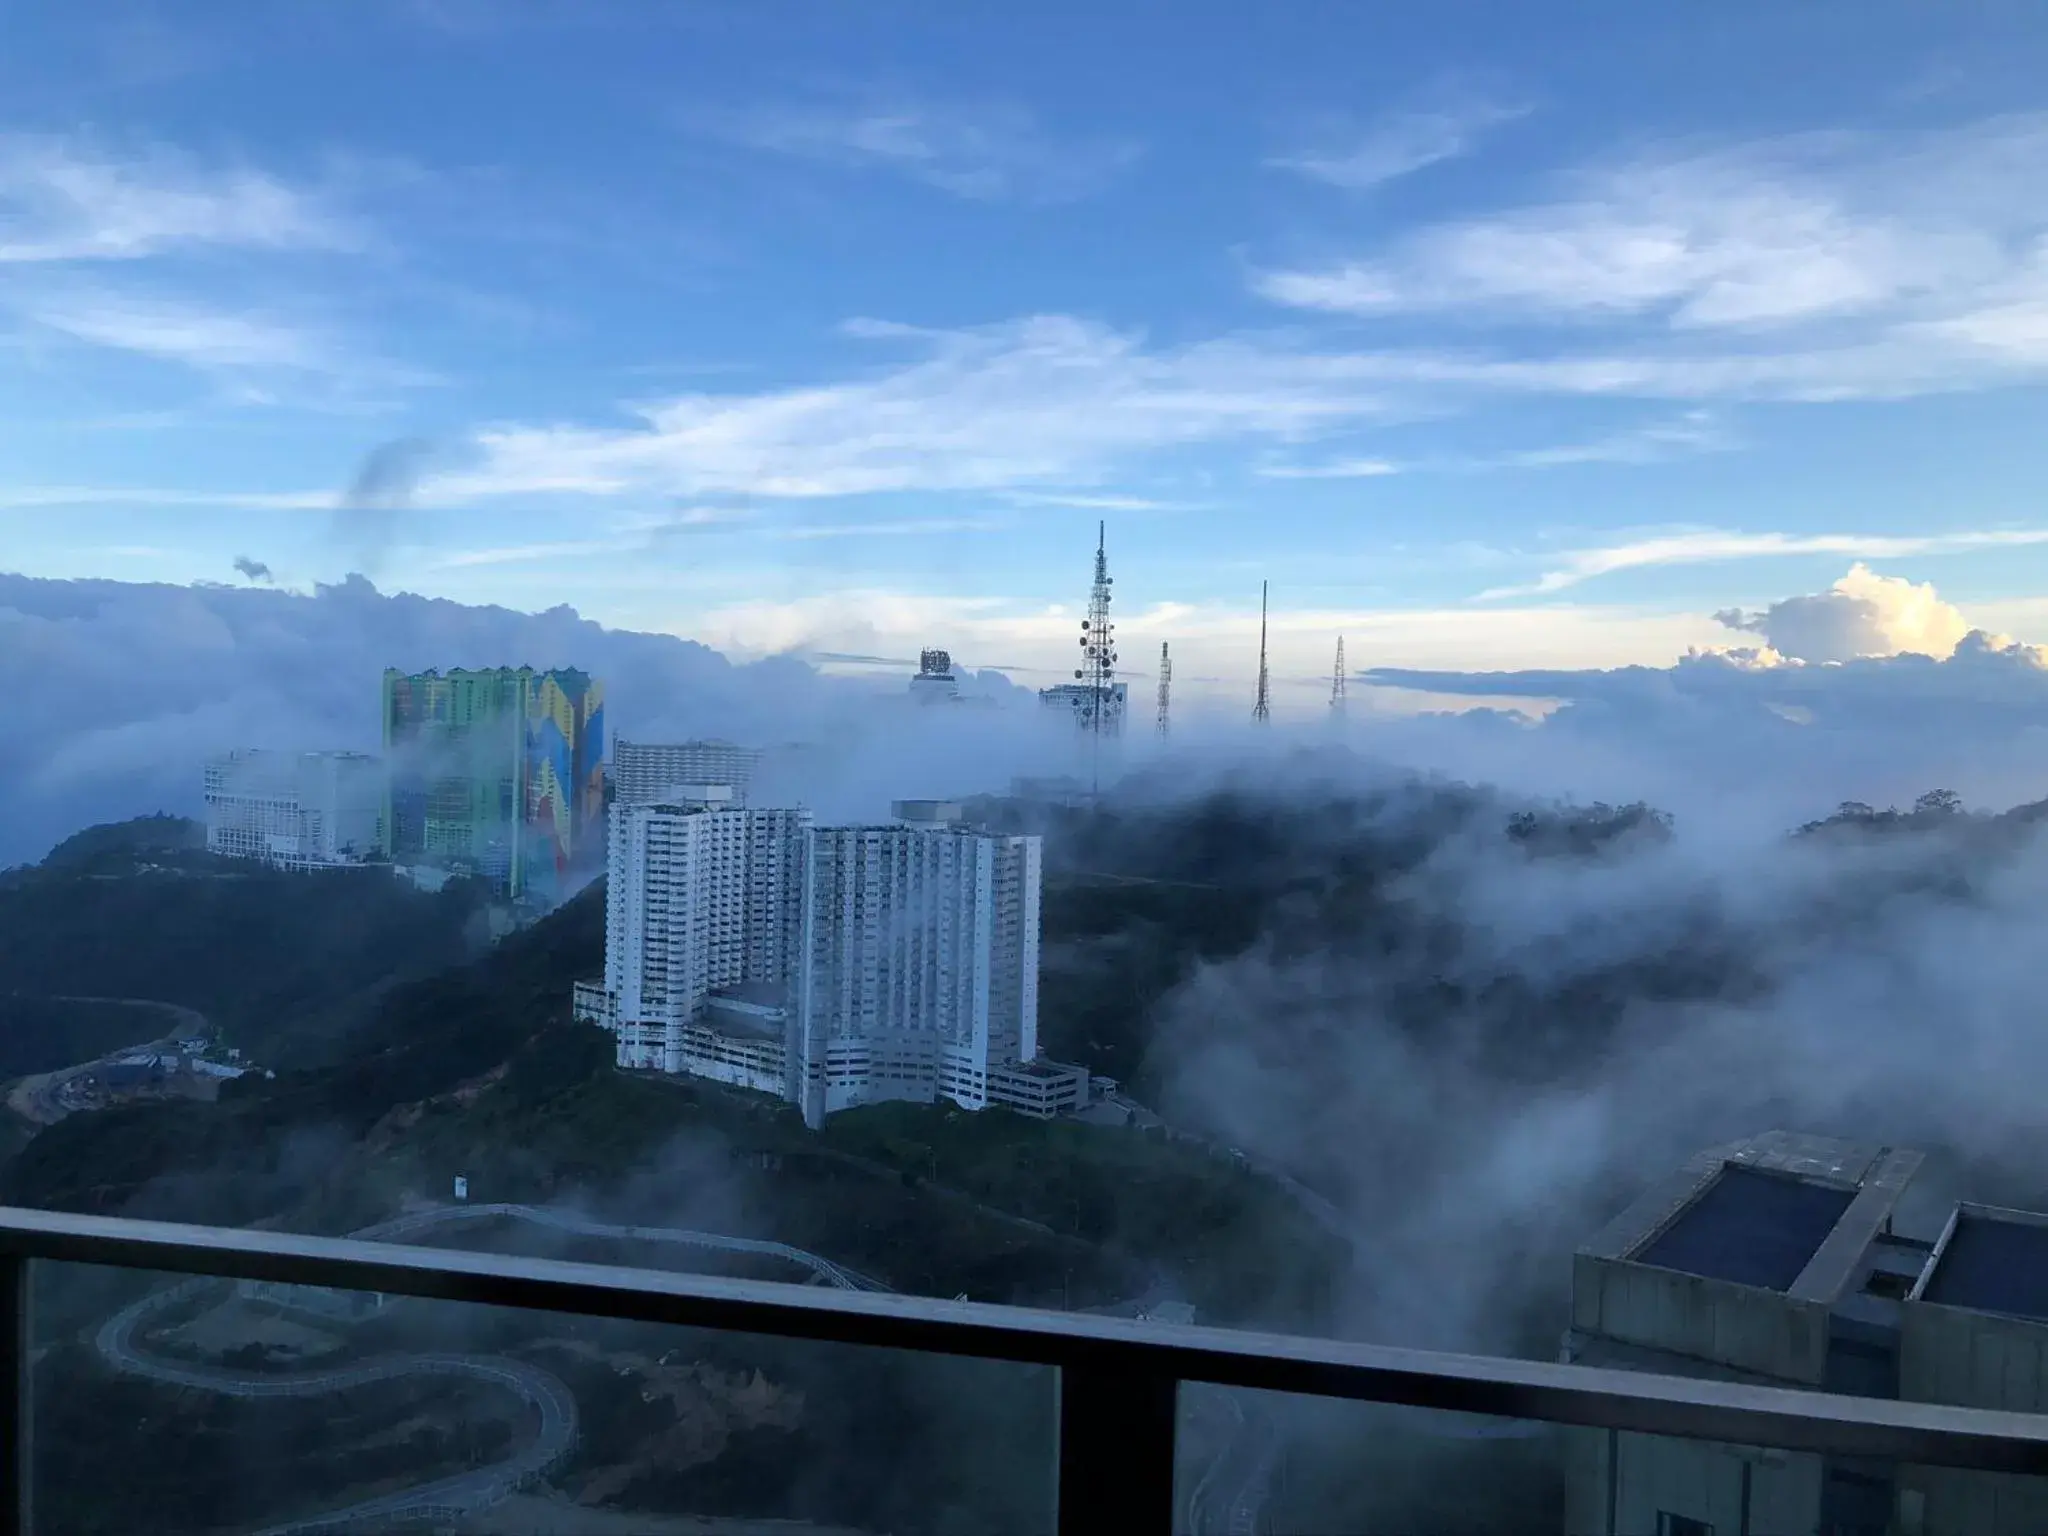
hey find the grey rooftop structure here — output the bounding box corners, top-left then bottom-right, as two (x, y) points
(1566, 1133), (1933, 1536)
(1577, 1132), (1925, 1371)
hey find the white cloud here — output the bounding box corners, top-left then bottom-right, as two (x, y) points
(429, 315), (1401, 502)
(699, 99), (1139, 204)
(424, 299), (2048, 510)
(1503, 410), (1732, 467)
(769, 516), (1006, 541)
(428, 539), (647, 569)
(1715, 562), (1974, 662)
(0, 570), (1076, 867)
(0, 485), (334, 511)
(1255, 118), (2045, 330)
(0, 134), (356, 263)
(1269, 100), (1527, 190)
(1484, 526), (2048, 599)
(18, 289), (432, 397)
(677, 586), (1726, 687)
(1255, 457), (1400, 480)
(1001, 491), (1203, 511)
(30, 296), (332, 372)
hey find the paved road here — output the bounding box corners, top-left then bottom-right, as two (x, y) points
(97, 1196), (1257, 1533)
(1181, 1387), (1281, 1536)
(93, 1203), (877, 1534)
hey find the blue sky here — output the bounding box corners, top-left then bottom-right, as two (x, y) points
(5, 0), (2048, 695)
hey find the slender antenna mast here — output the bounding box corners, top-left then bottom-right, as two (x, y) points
(1156, 641), (1172, 737)
(1330, 635), (1348, 717)
(1252, 581), (1271, 725)
(1075, 520), (1117, 795)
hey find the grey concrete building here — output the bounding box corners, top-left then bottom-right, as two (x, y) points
(1562, 1132), (1931, 1536)
(1895, 1203), (2048, 1536)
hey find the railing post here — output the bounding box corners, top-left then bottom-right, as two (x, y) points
(1057, 1363), (1176, 1536)
(0, 1256), (28, 1536)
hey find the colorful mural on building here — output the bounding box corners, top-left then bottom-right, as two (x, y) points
(381, 666), (606, 900)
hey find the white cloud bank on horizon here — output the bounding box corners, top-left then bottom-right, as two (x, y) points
(0, 571), (1058, 868)
(1713, 562), (1989, 663)
(10, 564), (2048, 866)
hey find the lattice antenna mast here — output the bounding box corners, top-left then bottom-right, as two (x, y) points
(1330, 635), (1348, 716)
(1156, 641), (1172, 737)
(1252, 581), (1272, 725)
(1075, 521), (1117, 793)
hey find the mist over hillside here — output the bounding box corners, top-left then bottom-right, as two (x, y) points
(14, 570), (2048, 1318)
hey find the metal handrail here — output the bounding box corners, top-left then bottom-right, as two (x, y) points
(1, 1203), (2046, 1535)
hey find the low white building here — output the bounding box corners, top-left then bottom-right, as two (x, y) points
(674, 983), (791, 1097)
(204, 750), (383, 870)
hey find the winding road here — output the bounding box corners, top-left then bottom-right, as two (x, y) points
(94, 1202), (881, 1534)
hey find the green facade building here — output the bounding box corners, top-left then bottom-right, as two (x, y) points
(380, 666), (606, 899)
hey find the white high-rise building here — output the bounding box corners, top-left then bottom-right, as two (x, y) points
(794, 813), (1045, 1126)
(599, 790), (809, 1074)
(581, 796), (1087, 1128)
(612, 739), (764, 806)
(203, 750), (384, 870)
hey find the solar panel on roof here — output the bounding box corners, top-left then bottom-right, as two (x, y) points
(1923, 1215), (2048, 1321)
(1634, 1166), (1855, 1292)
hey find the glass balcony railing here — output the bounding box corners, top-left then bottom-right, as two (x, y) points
(4, 1204), (2047, 1535)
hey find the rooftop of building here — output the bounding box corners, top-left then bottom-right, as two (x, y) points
(640, 784), (737, 808)
(700, 984), (790, 1035)
(990, 1057), (1088, 1081)
(1635, 1168), (1853, 1292)
(891, 799), (964, 824)
(709, 981), (786, 1008)
(1580, 1130), (1923, 1302)
(614, 737), (759, 755)
(1917, 1205), (2048, 1322)
(383, 665), (593, 680)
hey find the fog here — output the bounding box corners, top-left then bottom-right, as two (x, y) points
(14, 560), (2048, 1346)
(0, 569), (1070, 866)
(18, 565), (2048, 1530)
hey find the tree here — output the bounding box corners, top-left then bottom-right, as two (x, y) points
(1914, 789), (1963, 817)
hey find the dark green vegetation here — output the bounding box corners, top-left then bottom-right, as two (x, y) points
(0, 810), (1345, 1326)
(1799, 787), (1971, 836)
(820, 1101), (1340, 1320)
(28, 773), (2026, 1535)
(36, 1340), (514, 1536)
(0, 997), (174, 1079)
(524, 1321), (1052, 1536)
(32, 811), (202, 870)
(2, 807), (1350, 1535)
(0, 815), (490, 1065)
(980, 778), (1683, 1095)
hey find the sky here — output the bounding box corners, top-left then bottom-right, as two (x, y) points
(4, 1), (2048, 703)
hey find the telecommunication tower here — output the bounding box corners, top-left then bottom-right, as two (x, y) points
(1252, 581), (1271, 725)
(1075, 522), (1118, 789)
(1156, 642), (1172, 737)
(1330, 636), (1348, 716)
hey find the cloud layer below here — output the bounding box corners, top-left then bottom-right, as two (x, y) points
(10, 563), (2048, 868)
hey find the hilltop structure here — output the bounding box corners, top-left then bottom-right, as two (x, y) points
(203, 750), (383, 871)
